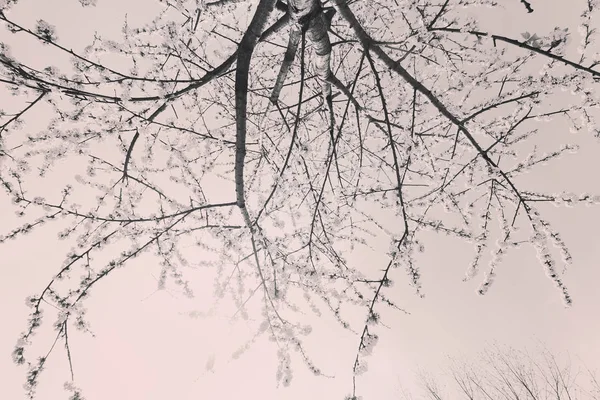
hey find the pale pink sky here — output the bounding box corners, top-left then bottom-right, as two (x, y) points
(1, 0), (600, 399)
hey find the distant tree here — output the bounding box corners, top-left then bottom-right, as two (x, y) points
(401, 345), (600, 400)
(1, 0), (599, 398)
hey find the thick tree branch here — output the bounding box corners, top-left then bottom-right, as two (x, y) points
(235, 0), (278, 209)
(270, 25), (302, 103)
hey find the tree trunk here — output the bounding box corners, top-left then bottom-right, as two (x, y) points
(288, 0), (333, 103)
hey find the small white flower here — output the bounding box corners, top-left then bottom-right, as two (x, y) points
(35, 20), (58, 42)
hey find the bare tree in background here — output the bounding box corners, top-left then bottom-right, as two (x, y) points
(1, 0), (600, 398)
(402, 345), (600, 400)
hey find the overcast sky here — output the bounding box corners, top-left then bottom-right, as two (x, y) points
(1, 0), (600, 399)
